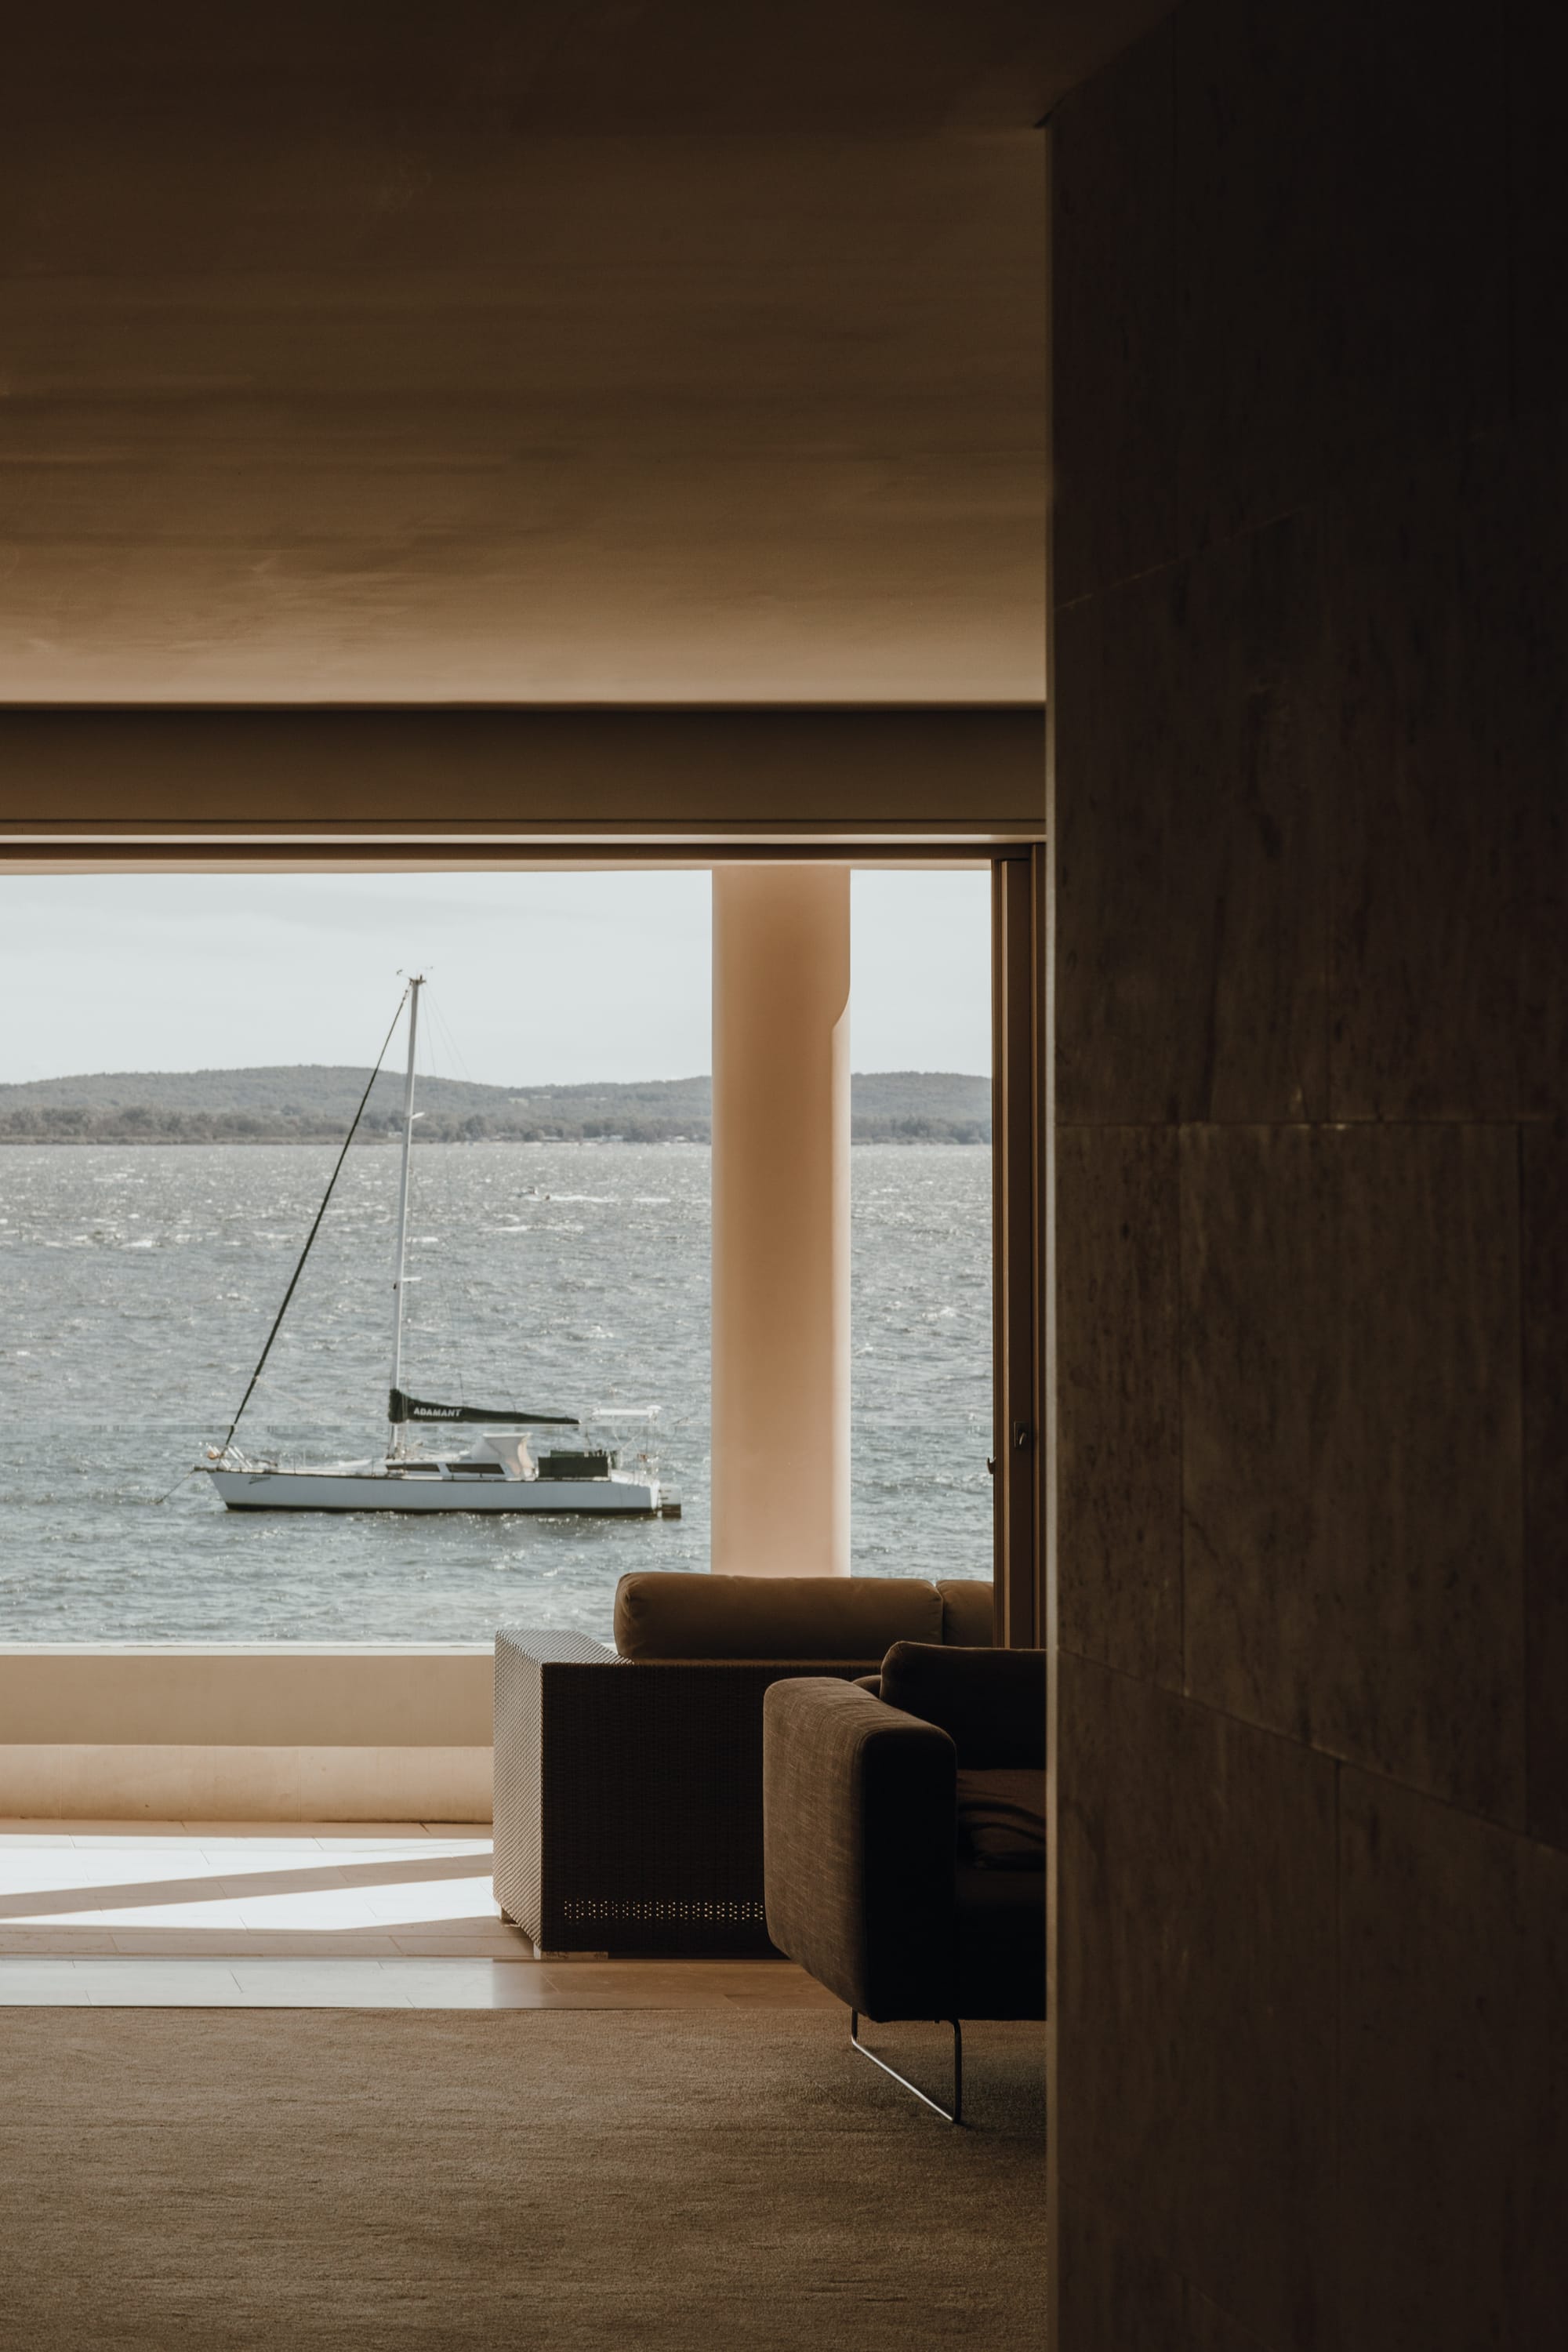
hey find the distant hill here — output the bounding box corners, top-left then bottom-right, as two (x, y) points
(0, 1066), (989, 1145)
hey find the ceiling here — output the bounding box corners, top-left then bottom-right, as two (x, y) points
(0, 2), (1165, 704)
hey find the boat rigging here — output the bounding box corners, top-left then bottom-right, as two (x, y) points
(201, 976), (679, 1517)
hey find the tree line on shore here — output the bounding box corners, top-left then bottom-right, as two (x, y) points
(0, 1105), (989, 1146)
(0, 1065), (990, 1145)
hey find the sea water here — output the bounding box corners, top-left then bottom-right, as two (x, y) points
(0, 1143), (989, 1643)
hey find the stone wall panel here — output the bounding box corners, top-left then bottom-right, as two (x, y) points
(1327, 422), (1568, 1121)
(1055, 516), (1328, 1127)
(1181, 1123), (1525, 1823)
(1057, 1126), (1182, 1685)
(1338, 1769), (1568, 2350)
(1051, 18), (1178, 605)
(1523, 1120), (1568, 1849)
(1058, 1655), (1336, 2352)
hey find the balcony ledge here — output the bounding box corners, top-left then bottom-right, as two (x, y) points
(0, 1645), (497, 1821)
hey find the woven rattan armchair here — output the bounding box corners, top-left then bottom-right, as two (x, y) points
(492, 1572), (994, 1958)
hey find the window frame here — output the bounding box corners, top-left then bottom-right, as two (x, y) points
(1, 829), (1044, 1642)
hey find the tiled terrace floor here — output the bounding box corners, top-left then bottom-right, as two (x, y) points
(0, 1821), (840, 2009)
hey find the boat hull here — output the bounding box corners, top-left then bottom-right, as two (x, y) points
(205, 1468), (677, 1516)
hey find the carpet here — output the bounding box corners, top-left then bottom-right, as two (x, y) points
(0, 2008), (1045, 2349)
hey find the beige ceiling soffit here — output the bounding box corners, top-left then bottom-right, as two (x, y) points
(0, 833), (1044, 851)
(0, 839), (1024, 877)
(0, 706), (1047, 837)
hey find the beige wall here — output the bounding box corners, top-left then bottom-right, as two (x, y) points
(1050, 6), (1567, 2346)
(0, 1649), (492, 1821)
(0, 1747), (492, 1823)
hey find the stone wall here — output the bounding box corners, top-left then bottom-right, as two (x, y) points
(1050, 4), (1566, 2343)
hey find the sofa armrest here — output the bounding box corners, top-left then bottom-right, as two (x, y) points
(493, 1630), (873, 1955)
(492, 1629), (616, 1944)
(762, 1678), (956, 2020)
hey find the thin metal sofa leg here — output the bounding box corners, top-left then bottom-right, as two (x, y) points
(849, 2010), (964, 2126)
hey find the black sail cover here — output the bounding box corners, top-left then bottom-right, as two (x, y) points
(388, 1388), (578, 1428)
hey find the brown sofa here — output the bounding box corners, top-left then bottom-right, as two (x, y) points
(492, 1572), (995, 1957)
(762, 1640), (1045, 2122)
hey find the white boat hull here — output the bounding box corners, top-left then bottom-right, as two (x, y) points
(205, 1468), (677, 1516)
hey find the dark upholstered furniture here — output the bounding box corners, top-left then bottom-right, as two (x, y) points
(762, 1641), (1045, 2122)
(492, 1573), (995, 1957)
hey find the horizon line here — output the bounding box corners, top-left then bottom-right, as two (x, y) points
(0, 1063), (990, 1088)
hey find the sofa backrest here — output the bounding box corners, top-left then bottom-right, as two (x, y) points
(937, 1578), (996, 1646)
(614, 1572), (946, 1662)
(880, 1640), (1045, 1768)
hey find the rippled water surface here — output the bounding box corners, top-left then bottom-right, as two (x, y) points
(0, 1144), (989, 1642)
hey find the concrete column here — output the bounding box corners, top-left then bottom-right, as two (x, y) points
(710, 864), (851, 1575)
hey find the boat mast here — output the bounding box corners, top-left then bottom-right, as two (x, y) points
(387, 975), (423, 1456)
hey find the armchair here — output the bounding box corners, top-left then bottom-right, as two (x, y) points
(762, 1641), (1045, 2123)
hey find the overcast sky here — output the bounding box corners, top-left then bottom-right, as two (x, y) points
(0, 871), (990, 1087)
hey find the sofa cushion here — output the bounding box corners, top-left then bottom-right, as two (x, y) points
(879, 1642), (1045, 1768)
(613, 1572), (943, 1662)
(955, 1865), (1047, 2020)
(956, 1767), (1046, 1870)
(937, 1579), (996, 1646)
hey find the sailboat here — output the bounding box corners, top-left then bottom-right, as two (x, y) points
(201, 977), (678, 1516)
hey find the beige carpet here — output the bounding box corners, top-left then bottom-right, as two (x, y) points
(1, 2008), (1045, 2349)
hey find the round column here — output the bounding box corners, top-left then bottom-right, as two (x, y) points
(710, 863), (850, 1576)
